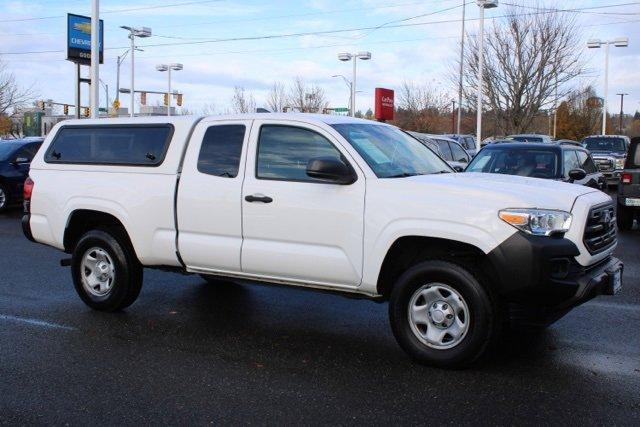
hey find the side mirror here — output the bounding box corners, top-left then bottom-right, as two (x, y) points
(306, 157), (356, 185)
(453, 165), (464, 172)
(568, 168), (587, 182)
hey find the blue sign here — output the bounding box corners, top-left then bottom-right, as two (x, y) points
(67, 13), (104, 65)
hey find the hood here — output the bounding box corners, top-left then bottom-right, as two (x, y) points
(402, 172), (598, 212)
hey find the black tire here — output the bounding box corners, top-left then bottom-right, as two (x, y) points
(199, 274), (238, 286)
(0, 183), (9, 213)
(617, 204), (634, 231)
(71, 228), (143, 312)
(389, 260), (499, 368)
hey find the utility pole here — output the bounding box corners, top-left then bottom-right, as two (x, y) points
(617, 93), (628, 134)
(456, 0), (466, 135)
(451, 100), (457, 133)
(90, 0), (99, 118)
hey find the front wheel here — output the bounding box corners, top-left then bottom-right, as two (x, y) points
(71, 229), (143, 312)
(0, 183), (9, 212)
(389, 260), (499, 368)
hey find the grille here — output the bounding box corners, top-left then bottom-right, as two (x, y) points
(594, 158), (614, 172)
(583, 203), (617, 254)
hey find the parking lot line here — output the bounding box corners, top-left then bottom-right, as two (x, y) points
(0, 314), (76, 331)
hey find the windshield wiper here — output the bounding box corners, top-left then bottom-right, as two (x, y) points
(386, 172), (422, 178)
(433, 170), (452, 174)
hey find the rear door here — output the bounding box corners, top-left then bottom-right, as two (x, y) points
(177, 119), (251, 272)
(240, 120), (365, 288)
(620, 141), (640, 199)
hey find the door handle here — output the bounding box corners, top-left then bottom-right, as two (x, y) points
(245, 194), (273, 203)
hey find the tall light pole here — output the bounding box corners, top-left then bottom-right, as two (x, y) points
(456, 0), (466, 135)
(617, 93), (628, 134)
(90, 0), (99, 119)
(156, 63), (183, 116)
(587, 37), (629, 135)
(475, 0), (498, 152)
(338, 51), (371, 117)
(99, 79), (109, 114)
(332, 74), (352, 114)
(120, 26), (152, 117)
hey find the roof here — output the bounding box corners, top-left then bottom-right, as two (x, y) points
(482, 142), (577, 151)
(507, 133), (551, 138)
(583, 134), (630, 139)
(0, 138), (43, 146)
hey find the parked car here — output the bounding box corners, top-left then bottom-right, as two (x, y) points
(443, 134), (477, 157)
(507, 134), (553, 144)
(408, 132), (470, 171)
(617, 136), (640, 231)
(0, 138), (44, 212)
(465, 142), (606, 189)
(582, 135), (631, 187)
(23, 114), (622, 368)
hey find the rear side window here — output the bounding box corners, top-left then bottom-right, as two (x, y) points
(45, 125), (173, 166)
(197, 125), (246, 178)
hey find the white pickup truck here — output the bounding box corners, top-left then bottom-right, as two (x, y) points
(23, 114), (623, 367)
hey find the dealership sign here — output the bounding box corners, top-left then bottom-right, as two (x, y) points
(67, 13), (104, 65)
(375, 88), (394, 121)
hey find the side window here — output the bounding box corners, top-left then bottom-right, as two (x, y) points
(197, 125), (246, 178)
(257, 125), (344, 182)
(633, 144), (640, 167)
(435, 140), (453, 161)
(465, 137), (476, 149)
(562, 150), (581, 177)
(449, 142), (468, 162)
(13, 148), (31, 163)
(576, 150), (597, 174)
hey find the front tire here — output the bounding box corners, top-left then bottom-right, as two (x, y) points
(0, 183), (9, 213)
(617, 204), (634, 231)
(71, 229), (143, 312)
(389, 260), (499, 368)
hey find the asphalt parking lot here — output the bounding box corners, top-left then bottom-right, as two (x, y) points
(1, 202), (639, 425)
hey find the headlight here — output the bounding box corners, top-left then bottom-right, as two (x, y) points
(499, 209), (572, 236)
(615, 158), (625, 169)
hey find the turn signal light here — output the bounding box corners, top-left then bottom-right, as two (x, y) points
(621, 173), (632, 184)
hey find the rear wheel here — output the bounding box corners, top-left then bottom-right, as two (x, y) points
(0, 183), (9, 212)
(617, 204), (634, 231)
(71, 229), (143, 311)
(389, 260), (499, 368)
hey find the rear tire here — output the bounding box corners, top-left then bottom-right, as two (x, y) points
(389, 260), (499, 368)
(617, 204), (634, 231)
(71, 229), (143, 312)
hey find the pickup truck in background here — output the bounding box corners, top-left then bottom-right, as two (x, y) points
(23, 114), (623, 368)
(583, 135), (631, 187)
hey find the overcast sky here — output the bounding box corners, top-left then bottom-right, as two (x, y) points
(1, 0), (639, 115)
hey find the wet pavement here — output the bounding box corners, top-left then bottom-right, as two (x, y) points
(0, 207), (639, 424)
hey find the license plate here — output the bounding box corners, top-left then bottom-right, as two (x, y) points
(612, 270), (622, 294)
(625, 198), (640, 207)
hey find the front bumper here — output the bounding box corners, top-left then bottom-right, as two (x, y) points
(487, 232), (622, 325)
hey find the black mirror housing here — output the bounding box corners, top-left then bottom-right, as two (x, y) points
(306, 157), (356, 185)
(568, 168), (587, 182)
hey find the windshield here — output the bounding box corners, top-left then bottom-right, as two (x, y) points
(0, 144), (19, 161)
(583, 137), (626, 153)
(331, 124), (452, 178)
(466, 148), (559, 178)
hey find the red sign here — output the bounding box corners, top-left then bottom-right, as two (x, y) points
(374, 88), (394, 121)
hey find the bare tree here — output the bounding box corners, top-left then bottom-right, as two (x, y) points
(0, 59), (34, 116)
(231, 86), (256, 113)
(199, 102), (217, 115)
(287, 77), (328, 113)
(457, 4), (585, 135)
(394, 80), (451, 132)
(266, 82), (287, 113)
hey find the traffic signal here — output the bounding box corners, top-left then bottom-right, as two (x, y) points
(140, 92), (147, 106)
(37, 101), (45, 110)
(63, 104), (69, 115)
(84, 107), (90, 117)
(163, 93), (169, 106)
(113, 99), (121, 110)
(176, 94), (183, 107)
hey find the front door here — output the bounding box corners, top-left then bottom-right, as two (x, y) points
(241, 121), (366, 288)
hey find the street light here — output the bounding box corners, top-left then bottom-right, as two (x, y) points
(587, 37), (629, 135)
(156, 63), (183, 116)
(475, 0), (498, 152)
(332, 74), (352, 114)
(338, 51), (371, 117)
(120, 25), (152, 117)
(115, 47), (143, 106)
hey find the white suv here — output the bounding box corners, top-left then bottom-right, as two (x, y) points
(23, 114), (623, 367)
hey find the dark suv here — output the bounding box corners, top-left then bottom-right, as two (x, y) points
(0, 138), (43, 212)
(582, 135), (631, 186)
(617, 136), (640, 231)
(465, 141), (605, 188)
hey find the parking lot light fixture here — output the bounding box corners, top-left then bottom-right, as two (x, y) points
(156, 63), (183, 116)
(338, 51), (372, 117)
(587, 37), (629, 135)
(475, 0), (498, 153)
(121, 26), (152, 117)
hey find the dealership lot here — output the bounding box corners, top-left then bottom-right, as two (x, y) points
(1, 206), (639, 424)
